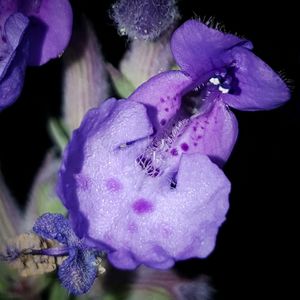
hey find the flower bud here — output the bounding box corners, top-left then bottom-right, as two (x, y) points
(111, 0), (179, 40)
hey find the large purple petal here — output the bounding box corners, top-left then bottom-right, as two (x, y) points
(171, 20), (251, 81)
(128, 70), (193, 130)
(58, 249), (97, 295)
(0, 13), (29, 110)
(170, 100), (239, 166)
(105, 154), (230, 269)
(22, 0), (73, 65)
(33, 213), (74, 245)
(222, 48), (290, 111)
(57, 98), (154, 239)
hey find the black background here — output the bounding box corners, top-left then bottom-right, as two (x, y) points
(0, 1), (298, 299)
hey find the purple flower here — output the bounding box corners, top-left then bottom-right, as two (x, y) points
(0, 0), (73, 110)
(33, 213), (100, 295)
(57, 97), (231, 270)
(56, 19), (289, 271)
(111, 0), (179, 40)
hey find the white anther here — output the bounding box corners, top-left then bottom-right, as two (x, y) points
(218, 86), (230, 94)
(209, 77), (221, 85)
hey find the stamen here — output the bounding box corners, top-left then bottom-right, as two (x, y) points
(137, 118), (190, 176)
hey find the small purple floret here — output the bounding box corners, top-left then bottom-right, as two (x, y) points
(33, 213), (99, 295)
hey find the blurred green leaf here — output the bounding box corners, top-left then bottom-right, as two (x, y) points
(49, 281), (70, 300)
(107, 64), (135, 98)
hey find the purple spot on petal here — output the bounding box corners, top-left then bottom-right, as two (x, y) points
(193, 126), (197, 131)
(161, 119), (166, 126)
(197, 135), (202, 139)
(165, 107), (169, 112)
(194, 142), (198, 146)
(170, 148), (178, 156)
(132, 199), (154, 214)
(181, 143), (189, 151)
(160, 97), (165, 103)
(105, 178), (123, 192)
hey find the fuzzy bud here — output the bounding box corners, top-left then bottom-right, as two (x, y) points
(111, 0), (179, 40)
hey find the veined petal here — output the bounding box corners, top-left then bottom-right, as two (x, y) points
(171, 100), (239, 166)
(170, 20), (251, 81)
(222, 48), (290, 110)
(33, 213), (74, 245)
(24, 0), (73, 65)
(128, 70), (193, 130)
(58, 249), (98, 295)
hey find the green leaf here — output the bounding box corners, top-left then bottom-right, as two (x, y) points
(49, 281), (70, 300)
(48, 118), (69, 153)
(107, 63), (135, 98)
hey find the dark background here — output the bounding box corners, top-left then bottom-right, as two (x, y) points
(0, 1), (298, 299)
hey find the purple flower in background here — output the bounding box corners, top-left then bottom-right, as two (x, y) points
(0, 0), (72, 110)
(111, 0), (178, 40)
(33, 213), (100, 295)
(56, 19), (289, 271)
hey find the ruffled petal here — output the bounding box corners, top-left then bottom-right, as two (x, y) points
(171, 20), (251, 80)
(104, 154), (230, 269)
(58, 249), (97, 295)
(222, 48), (290, 111)
(170, 100), (239, 166)
(128, 70), (193, 130)
(0, 13), (29, 110)
(33, 213), (74, 245)
(23, 0), (73, 65)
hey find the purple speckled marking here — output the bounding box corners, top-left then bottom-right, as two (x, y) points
(160, 97), (165, 103)
(75, 174), (90, 191)
(165, 107), (169, 112)
(194, 142), (198, 146)
(193, 126), (197, 131)
(161, 119), (166, 126)
(132, 198), (154, 214)
(105, 178), (122, 192)
(170, 148), (178, 156)
(181, 143), (189, 151)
